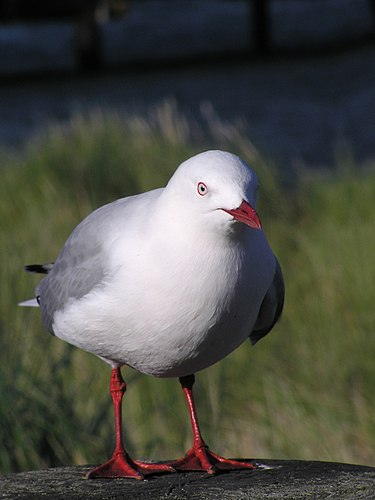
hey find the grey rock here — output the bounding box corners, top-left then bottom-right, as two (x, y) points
(1, 460), (374, 499)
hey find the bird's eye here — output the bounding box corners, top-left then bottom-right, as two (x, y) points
(197, 182), (208, 196)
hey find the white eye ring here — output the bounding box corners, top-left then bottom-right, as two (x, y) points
(197, 182), (208, 196)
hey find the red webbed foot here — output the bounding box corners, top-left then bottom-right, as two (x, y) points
(171, 375), (257, 475)
(171, 445), (257, 474)
(86, 451), (175, 479)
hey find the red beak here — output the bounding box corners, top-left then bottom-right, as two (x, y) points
(222, 200), (262, 229)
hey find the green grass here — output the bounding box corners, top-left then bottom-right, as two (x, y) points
(1, 101), (374, 474)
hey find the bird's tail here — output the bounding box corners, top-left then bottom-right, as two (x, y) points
(18, 298), (39, 307)
(19, 262), (53, 307)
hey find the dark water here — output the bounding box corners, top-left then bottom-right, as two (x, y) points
(1, 43), (375, 169)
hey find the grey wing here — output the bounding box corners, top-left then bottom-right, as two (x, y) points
(31, 188), (162, 334)
(36, 209), (111, 334)
(249, 256), (285, 345)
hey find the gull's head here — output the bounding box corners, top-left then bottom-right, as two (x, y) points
(163, 150), (262, 232)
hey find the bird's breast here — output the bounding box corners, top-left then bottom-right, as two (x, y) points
(53, 230), (275, 378)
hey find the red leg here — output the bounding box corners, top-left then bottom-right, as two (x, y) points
(170, 374), (257, 474)
(86, 368), (175, 479)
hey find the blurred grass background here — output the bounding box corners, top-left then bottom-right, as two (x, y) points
(1, 101), (374, 474)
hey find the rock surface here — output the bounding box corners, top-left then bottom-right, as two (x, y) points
(1, 460), (375, 499)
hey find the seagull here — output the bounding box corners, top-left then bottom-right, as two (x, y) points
(21, 150), (284, 479)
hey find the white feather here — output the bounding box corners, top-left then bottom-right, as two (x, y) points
(19, 298), (39, 307)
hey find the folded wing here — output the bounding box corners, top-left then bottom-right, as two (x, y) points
(250, 257), (285, 345)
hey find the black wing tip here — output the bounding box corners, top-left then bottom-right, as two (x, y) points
(250, 256), (285, 346)
(249, 330), (266, 346)
(24, 263), (53, 274)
